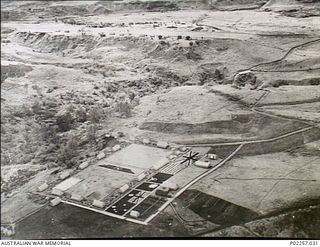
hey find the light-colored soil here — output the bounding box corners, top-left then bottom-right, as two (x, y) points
(192, 150), (320, 215)
(261, 102), (320, 123)
(66, 164), (136, 200)
(105, 144), (172, 169)
(210, 85), (320, 107)
(1, 169), (55, 224)
(134, 86), (242, 124)
(165, 164), (207, 188)
(260, 86), (320, 105)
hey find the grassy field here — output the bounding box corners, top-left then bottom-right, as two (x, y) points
(192, 150), (320, 215)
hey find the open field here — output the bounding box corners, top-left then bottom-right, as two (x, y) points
(191, 150), (320, 215)
(105, 144), (172, 169)
(261, 102), (320, 123)
(63, 165), (135, 200)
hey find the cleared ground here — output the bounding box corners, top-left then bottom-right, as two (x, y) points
(191, 150), (320, 215)
(64, 165), (135, 200)
(1, 169), (56, 224)
(261, 102), (320, 123)
(52, 144), (172, 200)
(105, 144), (171, 170)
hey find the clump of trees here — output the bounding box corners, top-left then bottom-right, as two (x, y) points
(115, 101), (132, 118)
(58, 135), (79, 168)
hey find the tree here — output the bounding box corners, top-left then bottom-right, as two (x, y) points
(58, 135), (79, 168)
(86, 124), (97, 144)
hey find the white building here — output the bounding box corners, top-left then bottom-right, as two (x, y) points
(59, 170), (71, 180)
(157, 141), (169, 149)
(130, 210), (140, 218)
(79, 161), (89, 170)
(112, 145), (121, 152)
(194, 160), (211, 168)
(119, 184), (129, 193)
(92, 200), (105, 208)
(50, 197), (62, 207)
(37, 183), (48, 192)
(162, 181), (179, 191)
(207, 153), (218, 160)
(51, 188), (64, 196)
(71, 193), (83, 202)
(142, 138), (150, 144)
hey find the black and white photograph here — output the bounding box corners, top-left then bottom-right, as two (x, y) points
(1, 0), (320, 241)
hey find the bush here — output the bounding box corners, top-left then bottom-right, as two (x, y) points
(31, 100), (42, 115)
(12, 105), (33, 118)
(88, 107), (102, 123)
(58, 135), (79, 168)
(1, 152), (11, 166)
(86, 124), (97, 144)
(39, 123), (57, 141)
(115, 101), (132, 118)
(310, 78), (320, 85)
(56, 111), (73, 132)
(75, 106), (87, 123)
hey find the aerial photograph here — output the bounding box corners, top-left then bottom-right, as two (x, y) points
(1, 0), (320, 240)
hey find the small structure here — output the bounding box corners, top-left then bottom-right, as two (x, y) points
(180, 146), (188, 152)
(129, 136), (136, 142)
(130, 210), (140, 218)
(162, 181), (179, 191)
(111, 132), (119, 138)
(59, 170), (71, 180)
(157, 141), (169, 149)
(119, 184), (129, 193)
(207, 153), (218, 160)
(37, 182), (48, 192)
(155, 187), (170, 197)
(142, 138), (150, 144)
(71, 193), (83, 202)
(97, 151), (106, 160)
(148, 184), (158, 189)
(231, 113), (252, 123)
(137, 173), (146, 181)
(54, 177), (81, 192)
(51, 188), (64, 196)
(92, 200), (105, 208)
(194, 160), (211, 168)
(50, 197), (62, 207)
(168, 155), (177, 160)
(79, 161), (89, 170)
(112, 145), (121, 152)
